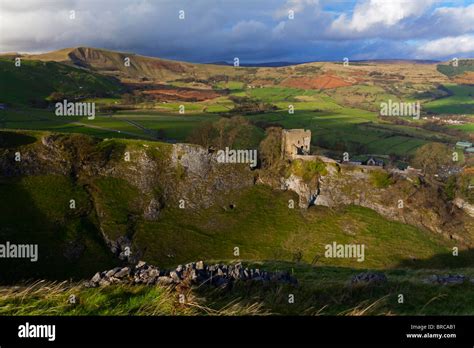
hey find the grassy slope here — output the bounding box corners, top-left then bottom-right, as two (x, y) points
(0, 171), (463, 281)
(0, 131), (473, 315)
(424, 84), (474, 115)
(0, 175), (116, 281)
(133, 185), (460, 270)
(0, 58), (122, 106)
(0, 131), (468, 282)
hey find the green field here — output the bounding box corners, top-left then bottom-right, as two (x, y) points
(424, 84), (474, 115)
(0, 58), (469, 160)
(449, 123), (474, 133)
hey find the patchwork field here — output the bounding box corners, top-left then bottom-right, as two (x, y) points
(424, 84), (474, 115)
(1, 48), (473, 161)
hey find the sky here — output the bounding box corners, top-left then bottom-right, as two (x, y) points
(0, 0), (473, 63)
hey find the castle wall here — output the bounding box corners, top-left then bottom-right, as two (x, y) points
(281, 129), (311, 158)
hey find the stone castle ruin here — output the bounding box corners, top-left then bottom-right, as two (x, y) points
(281, 129), (311, 158)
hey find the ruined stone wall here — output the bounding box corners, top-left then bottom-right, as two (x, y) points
(281, 129), (311, 158)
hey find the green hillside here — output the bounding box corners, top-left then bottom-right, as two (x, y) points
(0, 58), (122, 106)
(0, 175), (116, 281)
(1, 173), (460, 281)
(1, 131), (470, 282)
(424, 84), (474, 115)
(437, 59), (474, 77)
(1, 130), (473, 316)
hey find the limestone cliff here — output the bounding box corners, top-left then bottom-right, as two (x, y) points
(280, 161), (473, 246)
(1, 131), (471, 252)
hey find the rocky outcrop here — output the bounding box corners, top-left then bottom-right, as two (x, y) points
(167, 144), (255, 209)
(0, 134), (255, 210)
(2, 131), (471, 251)
(280, 162), (473, 246)
(351, 272), (387, 285)
(85, 261), (298, 288)
(423, 274), (474, 285)
(0, 135), (71, 176)
(144, 197), (161, 220)
(453, 198), (474, 218)
(281, 174), (318, 208)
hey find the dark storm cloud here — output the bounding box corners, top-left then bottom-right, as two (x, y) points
(0, 0), (473, 62)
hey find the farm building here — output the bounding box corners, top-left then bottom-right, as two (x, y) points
(365, 157), (384, 167)
(281, 129), (311, 158)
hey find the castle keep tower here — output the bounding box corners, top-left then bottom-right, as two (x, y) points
(281, 129), (311, 158)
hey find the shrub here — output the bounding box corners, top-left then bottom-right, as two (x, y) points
(259, 127), (282, 169)
(289, 159), (327, 182)
(443, 176), (457, 201)
(370, 170), (393, 188)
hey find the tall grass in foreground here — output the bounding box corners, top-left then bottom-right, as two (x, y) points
(0, 280), (264, 316)
(2, 262), (474, 316)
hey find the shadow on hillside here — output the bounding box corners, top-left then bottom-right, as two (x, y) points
(0, 176), (117, 284)
(0, 131), (36, 148)
(396, 248), (474, 269)
(193, 261), (474, 316)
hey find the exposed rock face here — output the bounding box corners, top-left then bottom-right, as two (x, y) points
(454, 198), (474, 218)
(85, 261), (298, 288)
(281, 174), (318, 208)
(280, 162), (473, 246)
(168, 144), (254, 209)
(92, 142), (254, 210)
(0, 135), (71, 176)
(2, 132), (472, 253)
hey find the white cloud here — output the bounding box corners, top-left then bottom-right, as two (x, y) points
(274, 0), (320, 18)
(416, 34), (474, 58)
(432, 4), (474, 33)
(0, 0), (472, 62)
(331, 0), (437, 33)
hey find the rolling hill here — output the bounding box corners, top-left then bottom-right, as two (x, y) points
(18, 47), (245, 82)
(0, 57), (122, 106)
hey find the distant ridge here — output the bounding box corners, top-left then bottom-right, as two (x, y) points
(354, 59), (440, 65)
(207, 59), (440, 67)
(7, 47), (243, 81)
(207, 61), (309, 67)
